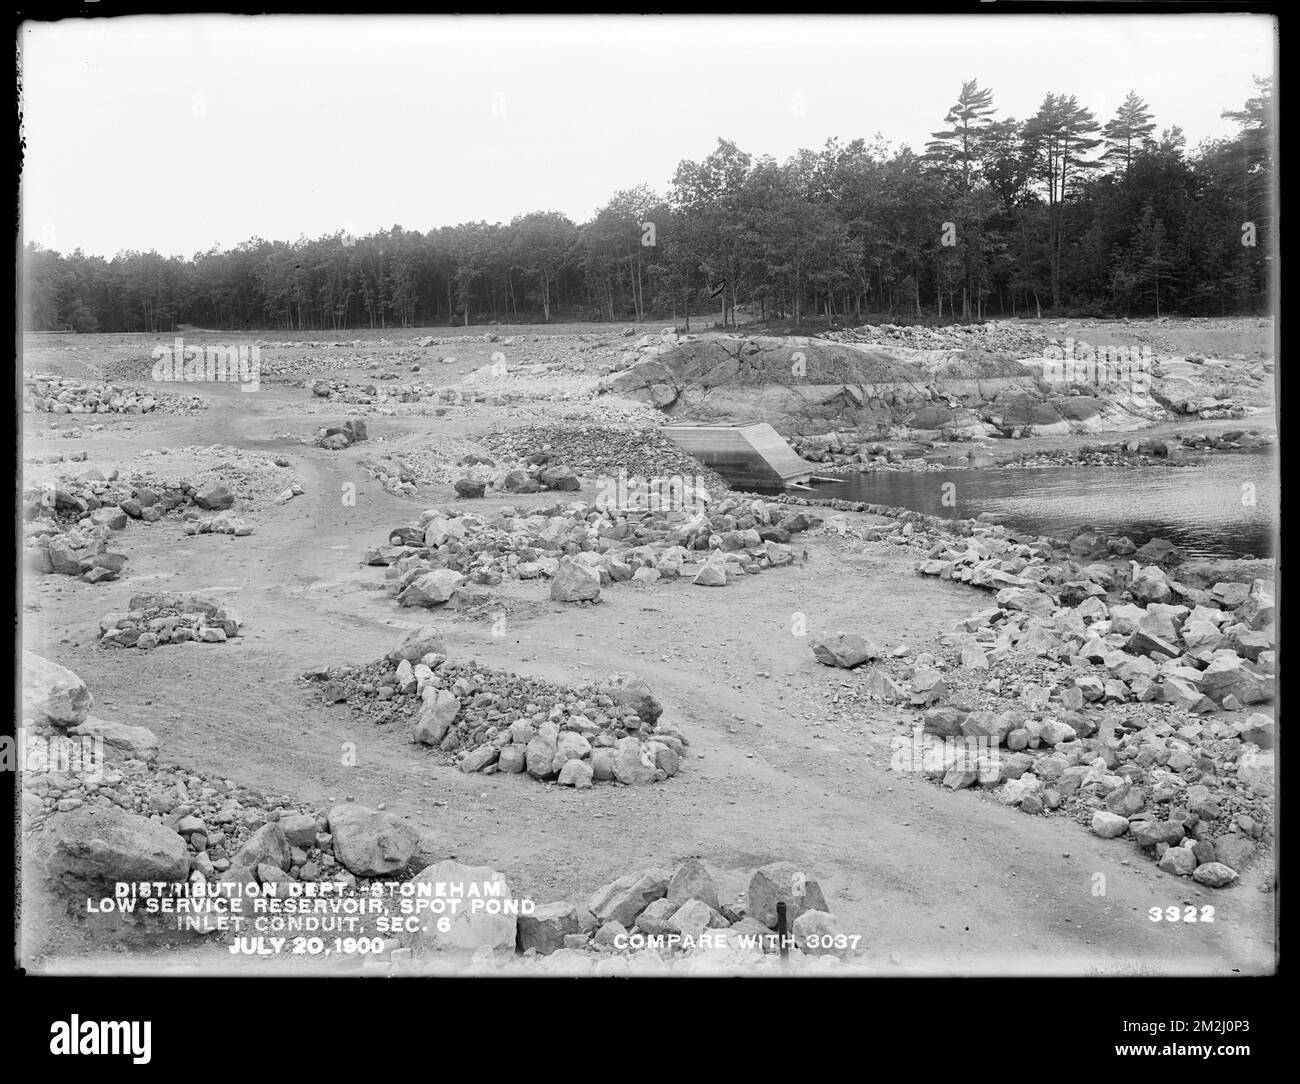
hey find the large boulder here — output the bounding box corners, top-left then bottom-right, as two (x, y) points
(46, 537), (86, 575)
(1238, 714), (1274, 750)
(538, 466), (580, 491)
(407, 860), (516, 955)
(1130, 565), (1172, 603)
(1236, 749), (1274, 794)
(557, 758), (594, 788)
(747, 862), (828, 930)
(598, 672), (663, 724)
(612, 736), (657, 785)
(68, 717), (158, 761)
(1091, 811), (1130, 839)
(279, 814), (319, 849)
(525, 733), (559, 779)
(588, 868), (670, 927)
(810, 633), (879, 669)
(327, 803), (420, 877)
(666, 858), (721, 911)
(89, 506), (128, 530)
(792, 910), (848, 956)
(1199, 655), (1271, 706)
(503, 470), (542, 494)
(22, 652), (93, 726)
(1238, 580), (1275, 629)
(1130, 819), (1186, 849)
(550, 558), (601, 602)
(398, 570), (466, 608)
(516, 901), (579, 955)
(693, 560), (728, 586)
(667, 898), (717, 939)
(459, 746), (499, 773)
(414, 689), (460, 746)
(453, 478), (486, 499)
(193, 482), (235, 511)
(232, 822), (291, 871)
(388, 627), (447, 662)
(1134, 538), (1183, 565)
(551, 731), (592, 773)
(1192, 863), (1239, 888)
(635, 897), (677, 936)
(29, 806), (189, 891)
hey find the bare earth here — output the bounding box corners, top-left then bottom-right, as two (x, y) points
(21, 319), (1276, 975)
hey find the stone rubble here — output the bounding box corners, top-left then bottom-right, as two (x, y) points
(366, 497), (817, 608)
(805, 510), (1273, 887)
(97, 592), (245, 649)
(24, 374), (206, 415)
(483, 424), (729, 492)
(304, 637), (687, 787)
(314, 417), (369, 450)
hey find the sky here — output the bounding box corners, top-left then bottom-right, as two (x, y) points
(19, 13), (1276, 259)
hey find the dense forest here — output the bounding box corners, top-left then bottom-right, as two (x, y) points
(24, 77), (1273, 333)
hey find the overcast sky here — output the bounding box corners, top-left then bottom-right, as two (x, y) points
(20, 13), (1276, 259)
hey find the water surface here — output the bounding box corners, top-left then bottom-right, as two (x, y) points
(804, 451), (1277, 560)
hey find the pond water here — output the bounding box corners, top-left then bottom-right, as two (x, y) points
(802, 450), (1278, 560)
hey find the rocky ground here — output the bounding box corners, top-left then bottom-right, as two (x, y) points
(606, 315), (1273, 442)
(18, 317), (1276, 976)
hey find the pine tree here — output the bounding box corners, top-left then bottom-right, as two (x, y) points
(1023, 93), (1103, 307)
(1102, 91), (1157, 175)
(925, 79), (998, 194)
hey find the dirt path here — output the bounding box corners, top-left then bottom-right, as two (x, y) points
(21, 378), (1275, 975)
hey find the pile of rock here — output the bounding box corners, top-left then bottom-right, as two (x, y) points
(822, 319), (1052, 354)
(1177, 429), (1275, 452)
(23, 375), (205, 415)
(509, 859), (850, 972)
(1006, 430), (1274, 469)
(97, 592), (244, 649)
(790, 433), (915, 469)
(916, 530), (1184, 591)
(307, 631), (687, 786)
(922, 557), (1274, 714)
(448, 455), (584, 499)
(366, 498), (817, 607)
(27, 474), (236, 522)
(22, 476), (246, 581)
(21, 655), (830, 973)
(833, 659), (1272, 890)
(308, 377), (517, 407)
(484, 424), (727, 491)
(21, 654), (417, 897)
(314, 418), (368, 450)
(801, 509), (1274, 883)
(24, 520), (129, 583)
(360, 442), (505, 498)
(840, 579), (1272, 884)
(500, 461), (579, 494)
(25, 450), (301, 527)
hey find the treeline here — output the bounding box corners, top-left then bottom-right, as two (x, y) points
(24, 76), (1272, 333)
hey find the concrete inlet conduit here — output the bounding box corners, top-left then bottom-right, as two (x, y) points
(661, 421), (832, 491)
